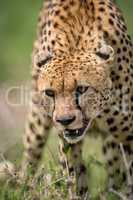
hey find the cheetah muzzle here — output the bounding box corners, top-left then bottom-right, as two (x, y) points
(64, 119), (91, 143)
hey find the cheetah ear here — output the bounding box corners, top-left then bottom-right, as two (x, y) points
(96, 44), (114, 63)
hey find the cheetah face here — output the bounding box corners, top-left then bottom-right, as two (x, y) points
(37, 44), (114, 143)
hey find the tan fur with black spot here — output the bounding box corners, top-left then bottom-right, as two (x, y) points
(21, 0), (133, 199)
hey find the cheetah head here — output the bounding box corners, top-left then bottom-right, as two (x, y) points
(36, 44), (114, 143)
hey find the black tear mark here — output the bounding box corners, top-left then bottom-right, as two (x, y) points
(96, 51), (110, 60)
(37, 56), (52, 67)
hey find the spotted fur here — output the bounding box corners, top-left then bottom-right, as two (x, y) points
(21, 0), (133, 198)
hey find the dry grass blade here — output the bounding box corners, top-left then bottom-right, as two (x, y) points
(109, 188), (127, 200)
(119, 143), (132, 186)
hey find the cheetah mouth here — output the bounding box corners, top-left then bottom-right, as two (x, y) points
(63, 120), (91, 143)
(64, 127), (86, 138)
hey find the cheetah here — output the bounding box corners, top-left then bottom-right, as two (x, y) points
(20, 0), (133, 199)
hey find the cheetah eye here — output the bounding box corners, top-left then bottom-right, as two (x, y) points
(44, 89), (55, 98)
(76, 86), (89, 95)
(37, 56), (52, 67)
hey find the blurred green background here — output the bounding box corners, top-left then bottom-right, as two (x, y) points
(0, 0), (42, 83)
(0, 0), (133, 84)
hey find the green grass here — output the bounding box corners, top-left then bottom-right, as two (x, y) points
(0, 136), (120, 200)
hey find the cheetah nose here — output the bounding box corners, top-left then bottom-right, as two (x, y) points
(56, 116), (76, 126)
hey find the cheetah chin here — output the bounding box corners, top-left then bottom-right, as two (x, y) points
(63, 120), (91, 144)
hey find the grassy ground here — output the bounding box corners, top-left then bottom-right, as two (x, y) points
(0, 135), (120, 200)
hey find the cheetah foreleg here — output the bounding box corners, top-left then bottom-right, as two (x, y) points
(59, 137), (89, 200)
